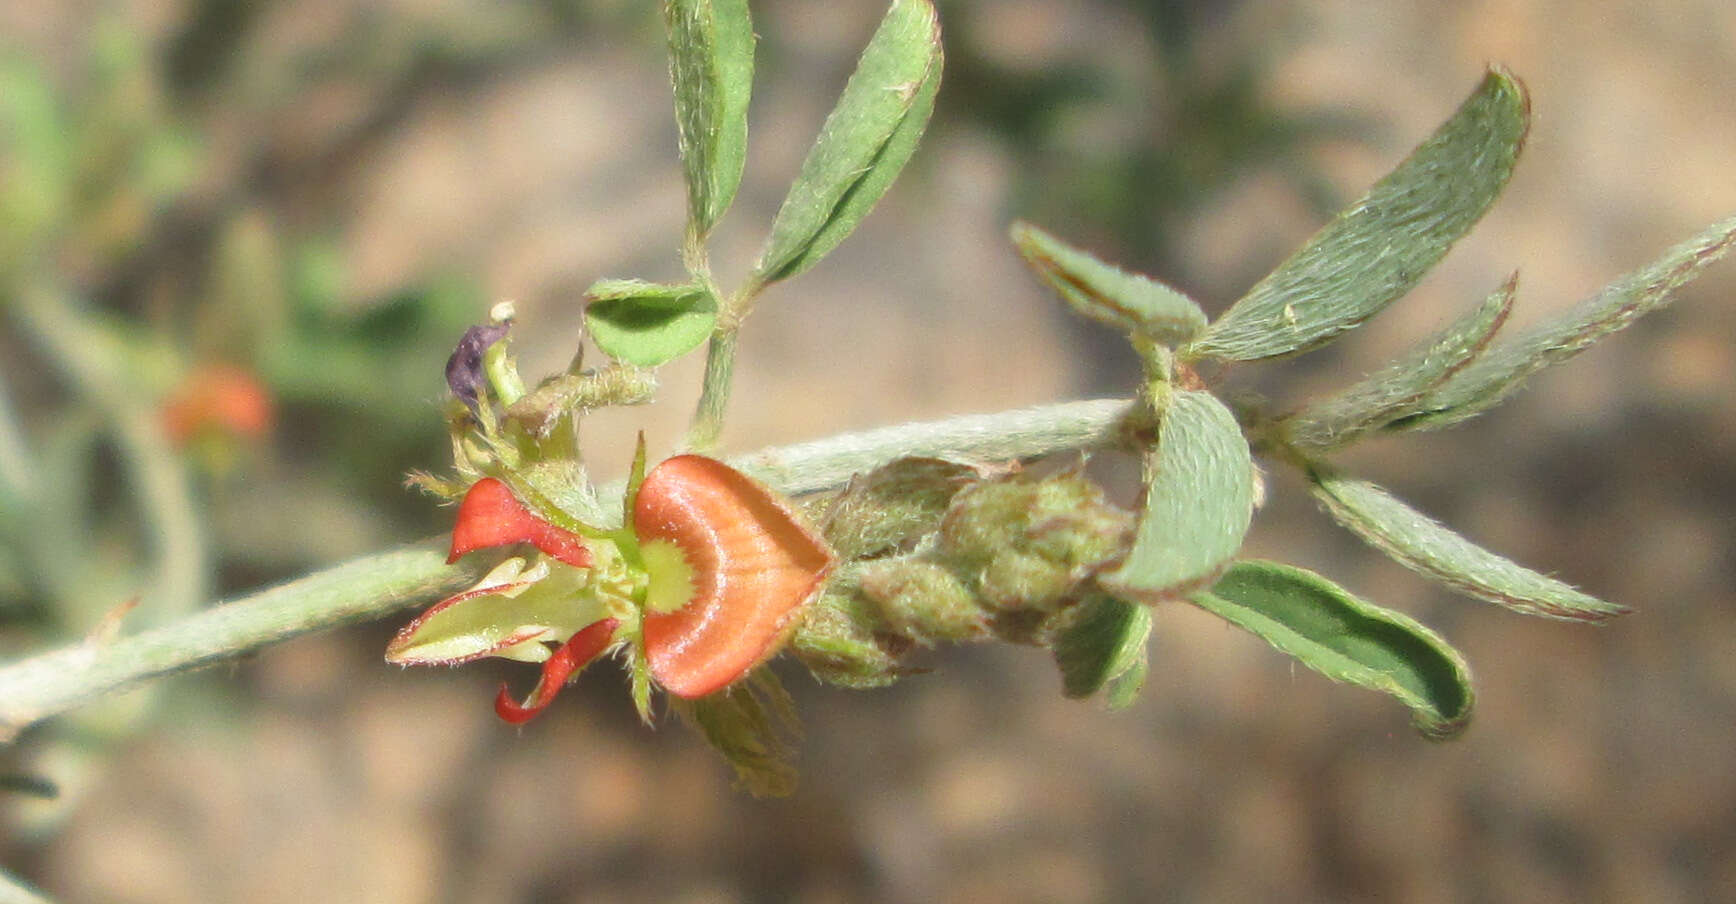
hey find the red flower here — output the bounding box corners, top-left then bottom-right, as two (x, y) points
(636, 455), (834, 698)
(161, 364), (274, 447)
(446, 477), (592, 568)
(388, 456), (833, 723)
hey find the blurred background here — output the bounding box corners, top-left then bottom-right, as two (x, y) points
(3, 0), (1735, 901)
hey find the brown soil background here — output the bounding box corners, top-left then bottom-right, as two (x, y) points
(5, 1), (1736, 901)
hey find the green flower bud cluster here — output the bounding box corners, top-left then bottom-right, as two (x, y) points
(791, 460), (1135, 690)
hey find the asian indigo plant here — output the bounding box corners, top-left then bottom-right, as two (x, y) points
(375, 0), (1736, 795)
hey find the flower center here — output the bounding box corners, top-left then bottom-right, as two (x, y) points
(639, 538), (697, 614)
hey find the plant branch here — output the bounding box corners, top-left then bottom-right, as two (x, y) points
(728, 397), (1139, 494)
(0, 397), (1136, 741)
(685, 328), (738, 452)
(0, 539), (483, 743)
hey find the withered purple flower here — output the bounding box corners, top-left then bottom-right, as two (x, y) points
(444, 322), (512, 414)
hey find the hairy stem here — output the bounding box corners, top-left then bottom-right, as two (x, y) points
(685, 328), (738, 452)
(0, 540), (482, 743)
(0, 397), (1136, 741)
(728, 397), (1138, 494)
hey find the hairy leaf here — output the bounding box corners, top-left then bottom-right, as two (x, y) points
(665, 0), (754, 239)
(1311, 467), (1627, 621)
(1100, 390), (1254, 600)
(1282, 274), (1514, 452)
(583, 278), (718, 366)
(1010, 220), (1207, 346)
(753, 0), (941, 285)
(1191, 560), (1474, 739)
(1052, 592), (1152, 708)
(1186, 68), (1528, 362)
(678, 670), (801, 797)
(1392, 216), (1736, 431)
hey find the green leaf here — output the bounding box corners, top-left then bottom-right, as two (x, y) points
(1190, 560), (1474, 739)
(1310, 467), (1627, 622)
(583, 278), (718, 366)
(1100, 389), (1254, 600)
(665, 0), (754, 240)
(1010, 220), (1207, 346)
(1185, 67), (1529, 362)
(752, 0), (942, 285)
(1391, 215), (1736, 431)
(677, 670), (801, 797)
(1281, 274), (1514, 452)
(1051, 592), (1152, 708)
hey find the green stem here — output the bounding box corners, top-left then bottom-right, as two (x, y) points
(0, 397), (1137, 741)
(0, 539), (482, 743)
(686, 327), (738, 452)
(727, 397), (1138, 495)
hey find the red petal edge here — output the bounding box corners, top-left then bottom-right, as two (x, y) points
(493, 618), (620, 724)
(385, 567), (548, 666)
(449, 477), (592, 568)
(637, 456), (835, 699)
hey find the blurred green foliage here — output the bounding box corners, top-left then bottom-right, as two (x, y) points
(941, 0), (1366, 268)
(0, 0), (631, 848)
(0, 3), (671, 642)
(935, 0), (1373, 387)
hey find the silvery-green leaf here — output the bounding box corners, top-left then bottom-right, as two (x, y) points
(1186, 68), (1528, 362)
(1100, 389), (1254, 600)
(753, 0), (941, 285)
(1391, 215), (1736, 432)
(583, 278), (718, 367)
(1310, 467), (1627, 622)
(1191, 560), (1474, 740)
(1010, 220), (1207, 346)
(665, 0), (754, 239)
(1282, 274), (1514, 452)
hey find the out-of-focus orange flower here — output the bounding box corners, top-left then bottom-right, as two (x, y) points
(160, 363), (274, 447)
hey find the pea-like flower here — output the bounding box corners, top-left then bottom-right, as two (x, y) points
(386, 456), (833, 723)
